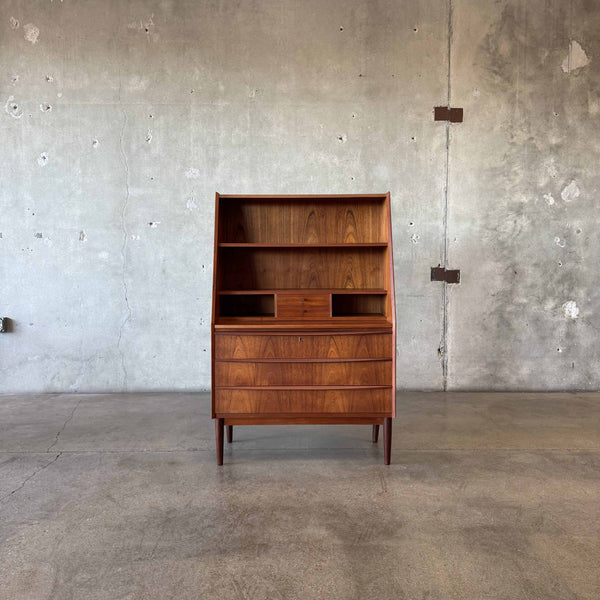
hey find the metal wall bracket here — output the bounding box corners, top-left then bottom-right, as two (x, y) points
(431, 266), (461, 284)
(434, 106), (463, 123)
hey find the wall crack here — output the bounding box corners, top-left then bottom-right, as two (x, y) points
(118, 109), (132, 390)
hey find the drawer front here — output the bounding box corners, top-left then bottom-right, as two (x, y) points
(215, 333), (393, 360)
(216, 360), (391, 386)
(277, 294), (330, 318)
(215, 388), (392, 415)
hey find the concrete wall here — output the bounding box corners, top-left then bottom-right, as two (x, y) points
(1, 0), (598, 393)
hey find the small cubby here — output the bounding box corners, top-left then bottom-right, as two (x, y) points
(219, 294), (274, 317)
(332, 294), (387, 317)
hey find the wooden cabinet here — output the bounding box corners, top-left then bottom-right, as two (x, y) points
(211, 194), (396, 464)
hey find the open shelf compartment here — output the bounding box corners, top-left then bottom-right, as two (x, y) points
(219, 294), (274, 318)
(332, 293), (387, 317)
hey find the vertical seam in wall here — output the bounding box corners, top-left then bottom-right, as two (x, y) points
(118, 109), (132, 390)
(441, 0), (453, 391)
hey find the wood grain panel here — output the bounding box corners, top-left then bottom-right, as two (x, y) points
(219, 199), (387, 244)
(219, 247), (385, 290)
(215, 388), (392, 414)
(276, 294), (330, 318)
(215, 360), (391, 386)
(214, 333), (393, 360)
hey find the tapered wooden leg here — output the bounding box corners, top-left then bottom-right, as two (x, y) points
(372, 424), (379, 443)
(383, 418), (392, 465)
(226, 425), (233, 443)
(215, 418), (224, 465)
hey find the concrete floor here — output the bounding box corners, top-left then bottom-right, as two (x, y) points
(0, 393), (599, 599)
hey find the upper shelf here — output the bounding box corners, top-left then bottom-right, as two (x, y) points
(217, 197), (388, 245)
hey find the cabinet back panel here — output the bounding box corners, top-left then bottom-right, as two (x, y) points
(220, 247), (385, 290)
(219, 199), (387, 244)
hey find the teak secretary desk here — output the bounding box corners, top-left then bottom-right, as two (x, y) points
(211, 193), (396, 464)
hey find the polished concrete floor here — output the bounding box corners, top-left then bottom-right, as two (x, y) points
(0, 392), (599, 600)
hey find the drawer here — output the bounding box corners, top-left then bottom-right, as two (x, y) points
(214, 333), (393, 360)
(215, 360), (391, 386)
(277, 294), (330, 318)
(215, 388), (392, 415)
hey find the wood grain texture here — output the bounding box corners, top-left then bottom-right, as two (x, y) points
(219, 247), (386, 291)
(215, 360), (392, 386)
(215, 388), (392, 415)
(223, 416), (385, 425)
(211, 194), (396, 463)
(214, 333), (393, 360)
(219, 199), (387, 244)
(215, 321), (392, 331)
(276, 294), (331, 318)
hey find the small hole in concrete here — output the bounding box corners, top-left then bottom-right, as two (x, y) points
(413, 27), (418, 32)
(339, 26), (344, 31)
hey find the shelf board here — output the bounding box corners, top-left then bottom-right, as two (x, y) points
(214, 318), (393, 332)
(218, 242), (388, 248)
(219, 289), (387, 295)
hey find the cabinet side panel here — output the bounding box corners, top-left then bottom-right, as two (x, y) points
(211, 193), (221, 418)
(386, 192), (397, 417)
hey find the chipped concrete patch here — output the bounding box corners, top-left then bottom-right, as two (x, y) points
(23, 23), (40, 44)
(561, 180), (580, 202)
(145, 129), (152, 143)
(185, 167), (200, 179)
(79, 231), (87, 242)
(562, 300), (579, 319)
(40, 103), (52, 113)
(9, 17), (19, 29)
(554, 237), (566, 248)
(410, 233), (420, 244)
(543, 193), (555, 205)
(5, 96), (23, 118)
(561, 40), (590, 73)
(92, 139), (99, 148)
(148, 222), (160, 228)
(37, 152), (48, 166)
(186, 196), (198, 211)
(127, 14), (155, 36)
